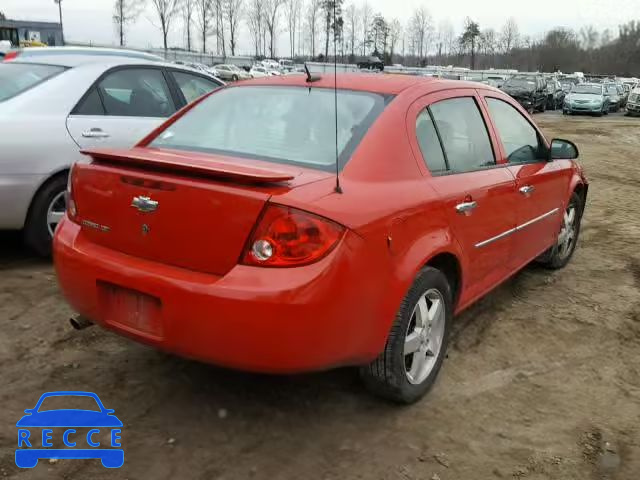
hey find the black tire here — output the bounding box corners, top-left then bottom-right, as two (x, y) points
(538, 192), (583, 270)
(360, 267), (452, 404)
(24, 174), (67, 257)
(232, 74), (238, 81)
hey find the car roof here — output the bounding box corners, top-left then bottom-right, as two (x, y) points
(7, 46), (164, 64)
(235, 73), (433, 95)
(9, 54), (220, 79)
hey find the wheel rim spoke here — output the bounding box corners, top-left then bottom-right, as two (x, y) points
(404, 288), (446, 385)
(47, 210), (64, 225)
(415, 296), (428, 328)
(404, 331), (422, 355)
(46, 191), (67, 237)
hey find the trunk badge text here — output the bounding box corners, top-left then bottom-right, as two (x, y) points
(81, 219), (110, 233)
(131, 196), (159, 213)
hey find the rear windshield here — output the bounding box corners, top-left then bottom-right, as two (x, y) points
(150, 86), (387, 171)
(0, 63), (65, 101)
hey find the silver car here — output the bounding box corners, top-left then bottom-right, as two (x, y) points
(0, 49), (223, 255)
(214, 64), (252, 81)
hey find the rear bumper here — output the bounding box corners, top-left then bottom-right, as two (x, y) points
(54, 217), (386, 373)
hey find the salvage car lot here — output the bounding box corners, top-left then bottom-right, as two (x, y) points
(0, 112), (639, 479)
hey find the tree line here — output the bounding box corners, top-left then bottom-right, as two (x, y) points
(113, 0), (640, 75)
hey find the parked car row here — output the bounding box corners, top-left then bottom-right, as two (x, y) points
(1, 47), (224, 255)
(497, 72), (638, 117)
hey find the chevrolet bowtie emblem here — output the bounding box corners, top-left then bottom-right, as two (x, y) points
(131, 196), (158, 213)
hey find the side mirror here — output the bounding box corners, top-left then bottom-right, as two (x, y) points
(550, 138), (579, 160)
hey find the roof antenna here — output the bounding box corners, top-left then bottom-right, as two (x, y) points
(304, 63), (321, 83)
(332, 0), (342, 194)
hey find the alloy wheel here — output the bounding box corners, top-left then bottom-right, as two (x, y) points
(556, 203), (577, 261)
(46, 191), (66, 237)
(404, 288), (446, 385)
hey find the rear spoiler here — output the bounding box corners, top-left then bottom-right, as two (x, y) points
(81, 147), (296, 184)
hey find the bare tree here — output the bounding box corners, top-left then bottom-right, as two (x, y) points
(263, 0), (284, 58)
(579, 25), (600, 50)
(246, 0), (264, 57)
(360, 0), (372, 56)
(212, 0), (226, 55)
(500, 17), (519, 53)
(149, 0), (180, 51)
(285, 0), (302, 58)
(480, 28), (497, 57)
(343, 2), (358, 60)
(113, 0), (145, 47)
(408, 6), (433, 60)
(182, 0), (196, 50)
(305, 0), (321, 58)
(437, 19), (455, 57)
(224, 0), (242, 55)
(389, 18), (401, 63)
(195, 0), (213, 52)
(322, 0), (343, 59)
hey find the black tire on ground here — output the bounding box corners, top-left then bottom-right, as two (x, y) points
(540, 101), (547, 113)
(24, 174), (67, 257)
(537, 192), (583, 270)
(360, 267), (452, 404)
(232, 74), (238, 81)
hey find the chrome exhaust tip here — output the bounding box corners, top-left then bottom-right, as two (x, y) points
(69, 315), (93, 330)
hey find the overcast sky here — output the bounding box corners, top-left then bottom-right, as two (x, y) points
(3, 0), (639, 55)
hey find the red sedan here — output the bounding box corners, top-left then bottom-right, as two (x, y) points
(54, 74), (587, 403)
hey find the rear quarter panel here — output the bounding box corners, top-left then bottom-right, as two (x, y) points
(271, 88), (464, 351)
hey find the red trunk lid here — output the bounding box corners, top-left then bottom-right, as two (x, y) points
(72, 148), (330, 275)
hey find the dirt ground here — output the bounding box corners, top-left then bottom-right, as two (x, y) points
(1, 111), (639, 480)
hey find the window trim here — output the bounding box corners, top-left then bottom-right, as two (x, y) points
(482, 95), (550, 165)
(425, 95), (498, 175)
(70, 64), (180, 117)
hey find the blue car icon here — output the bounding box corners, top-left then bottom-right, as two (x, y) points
(16, 391), (123, 468)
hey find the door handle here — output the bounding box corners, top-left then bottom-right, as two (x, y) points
(455, 201), (477, 215)
(519, 185), (535, 195)
(82, 128), (110, 138)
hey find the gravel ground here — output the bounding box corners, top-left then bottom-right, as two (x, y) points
(1, 111), (639, 480)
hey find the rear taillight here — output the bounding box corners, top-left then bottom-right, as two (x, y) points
(241, 205), (345, 267)
(66, 164), (78, 222)
(2, 51), (19, 62)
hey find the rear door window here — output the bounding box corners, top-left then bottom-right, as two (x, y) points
(97, 68), (175, 117)
(428, 97), (495, 173)
(0, 63), (65, 101)
(170, 71), (221, 103)
(74, 87), (105, 115)
(415, 110), (447, 173)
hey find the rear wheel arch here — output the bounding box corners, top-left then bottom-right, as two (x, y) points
(25, 168), (70, 224)
(23, 168), (70, 256)
(422, 252), (463, 310)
